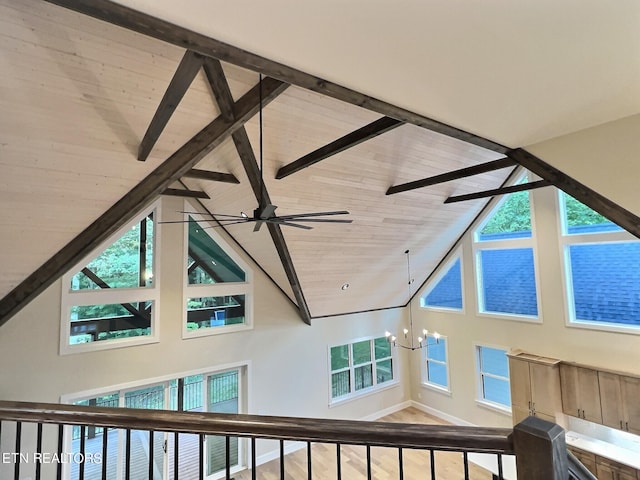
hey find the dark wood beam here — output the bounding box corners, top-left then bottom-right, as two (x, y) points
(182, 169), (239, 184)
(202, 57), (235, 122)
(444, 179), (552, 204)
(137, 50), (204, 161)
(43, 0), (510, 155)
(0, 78), (287, 327)
(162, 188), (210, 199)
(508, 148), (640, 239)
(276, 117), (403, 179)
(202, 64), (311, 324)
(386, 157), (517, 195)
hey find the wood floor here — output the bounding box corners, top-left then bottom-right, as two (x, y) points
(234, 407), (495, 480)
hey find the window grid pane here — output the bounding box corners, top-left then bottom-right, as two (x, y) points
(478, 346), (510, 408)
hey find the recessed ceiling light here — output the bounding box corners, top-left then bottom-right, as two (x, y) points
(341, 283), (350, 290)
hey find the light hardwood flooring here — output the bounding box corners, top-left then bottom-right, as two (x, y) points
(234, 407), (494, 480)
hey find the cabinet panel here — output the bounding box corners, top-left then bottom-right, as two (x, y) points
(560, 364), (602, 423)
(560, 364), (580, 416)
(621, 375), (640, 435)
(568, 447), (597, 477)
(530, 362), (561, 417)
(599, 371), (624, 430)
(509, 358), (531, 411)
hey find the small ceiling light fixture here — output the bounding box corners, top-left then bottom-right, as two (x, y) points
(341, 283), (350, 291)
(385, 249), (439, 351)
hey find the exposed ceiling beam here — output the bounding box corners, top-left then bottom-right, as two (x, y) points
(43, 0), (509, 155)
(276, 117), (403, 179)
(386, 157), (517, 195)
(138, 50), (204, 161)
(0, 77), (287, 327)
(202, 61), (311, 324)
(444, 179), (552, 204)
(509, 148), (640, 239)
(182, 168), (239, 184)
(162, 188), (210, 199)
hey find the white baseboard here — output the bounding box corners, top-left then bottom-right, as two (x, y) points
(409, 400), (476, 426)
(359, 400), (412, 421)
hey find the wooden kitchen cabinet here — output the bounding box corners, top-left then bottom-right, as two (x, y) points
(599, 371), (640, 435)
(560, 363), (603, 423)
(508, 352), (561, 425)
(567, 446), (597, 477)
(596, 455), (639, 480)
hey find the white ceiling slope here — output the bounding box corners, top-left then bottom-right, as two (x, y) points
(115, 0), (640, 147)
(1, 0), (639, 322)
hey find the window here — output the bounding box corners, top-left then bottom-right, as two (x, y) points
(559, 192), (640, 331)
(473, 175), (540, 320)
(61, 206), (158, 353)
(184, 210), (252, 337)
(422, 334), (449, 391)
(329, 337), (396, 403)
(421, 254), (463, 311)
(65, 367), (245, 480)
(476, 345), (511, 410)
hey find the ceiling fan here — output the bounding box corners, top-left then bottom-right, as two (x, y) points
(165, 74), (352, 232)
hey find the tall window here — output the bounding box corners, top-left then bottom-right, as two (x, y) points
(421, 253), (463, 311)
(559, 192), (640, 331)
(422, 334), (449, 391)
(66, 368), (244, 480)
(476, 345), (511, 410)
(473, 175), (540, 320)
(329, 337), (396, 404)
(61, 206), (158, 353)
(184, 211), (252, 337)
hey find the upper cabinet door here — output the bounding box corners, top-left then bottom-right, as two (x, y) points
(598, 371), (623, 430)
(509, 357), (532, 412)
(530, 362), (561, 417)
(621, 375), (640, 435)
(577, 367), (603, 423)
(560, 364), (581, 417)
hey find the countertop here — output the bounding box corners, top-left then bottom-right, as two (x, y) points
(566, 430), (640, 470)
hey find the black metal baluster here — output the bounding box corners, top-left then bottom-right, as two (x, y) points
(497, 453), (504, 480)
(14, 421), (22, 480)
(35, 423), (43, 480)
(306, 441), (312, 480)
(148, 430), (154, 480)
(279, 439), (285, 480)
(174, 433), (179, 480)
(79, 425), (86, 480)
(225, 436), (231, 479)
(463, 452), (469, 480)
(398, 447), (404, 480)
(251, 438), (257, 480)
(56, 425), (63, 480)
(336, 443), (342, 480)
(429, 449), (436, 479)
(125, 429), (131, 480)
(366, 445), (372, 480)
(101, 427), (108, 480)
(199, 434), (204, 480)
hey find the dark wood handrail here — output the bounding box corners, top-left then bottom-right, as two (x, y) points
(0, 400), (514, 454)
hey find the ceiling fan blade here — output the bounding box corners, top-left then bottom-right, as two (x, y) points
(277, 210), (350, 220)
(253, 221), (264, 232)
(279, 221), (314, 230)
(256, 204), (277, 220)
(176, 211), (248, 219)
(279, 218), (353, 223)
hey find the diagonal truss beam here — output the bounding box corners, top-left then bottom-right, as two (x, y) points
(202, 59), (312, 324)
(0, 77), (287, 327)
(183, 168), (239, 184)
(138, 50), (204, 161)
(162, 188), (210, 199)
(386, 157), (517, 195)
(508, 148), (640, 239)
(444, 179), (551, 204)
(42, 0), (509, 155)
(276, 117), (403, 179)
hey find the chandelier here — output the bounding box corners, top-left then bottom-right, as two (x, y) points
(385, 250), (440, 351)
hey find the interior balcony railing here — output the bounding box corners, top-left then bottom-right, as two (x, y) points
(0, 400), (582, 480)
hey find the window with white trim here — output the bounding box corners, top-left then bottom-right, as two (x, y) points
(422, 334), (449, 391)
(184, 209), (252, 338)
(473, 174), (540, 320)
(475, 345), (511, 410)
(60, 205), (158, 353)
(329, 337), (396, 403)
(559, 192), (640, 331)
(421, 252), (463, 311)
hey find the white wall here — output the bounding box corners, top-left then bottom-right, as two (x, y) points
(0, 196), (409, 478)
(409, 182), (640, 428)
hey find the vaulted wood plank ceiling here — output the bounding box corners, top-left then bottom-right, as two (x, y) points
(1, 0), (639, 326)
